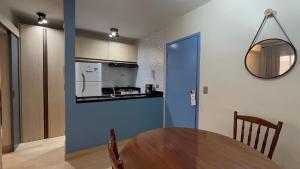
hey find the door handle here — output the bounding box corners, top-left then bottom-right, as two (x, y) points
(82, 72), (86, 94)
(190, 90), (196, 106)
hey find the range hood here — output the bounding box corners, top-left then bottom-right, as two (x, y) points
(108, 62), (138, 68)
(75, 58), (138, 68)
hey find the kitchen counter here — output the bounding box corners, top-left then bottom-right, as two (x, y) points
(67, 95), (164, 153)
(76, 91), (163, 103)
(102, 87), (141, 95)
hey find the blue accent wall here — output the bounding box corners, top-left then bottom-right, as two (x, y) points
(64, 0), (163, 154)
(65, 98), (163, 153)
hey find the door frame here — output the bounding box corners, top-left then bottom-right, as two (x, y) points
(164, 32), (201, 128)
(9, 32), (21, 150)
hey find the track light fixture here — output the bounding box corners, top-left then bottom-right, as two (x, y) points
(108, 28), (119, 38)
(37, 12), (48, 25)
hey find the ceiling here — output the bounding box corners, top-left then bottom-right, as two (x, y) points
(3, 0), (64, 28)
(4, 0), (210, 39)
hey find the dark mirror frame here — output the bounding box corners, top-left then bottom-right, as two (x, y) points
(244, 38), (297, 79)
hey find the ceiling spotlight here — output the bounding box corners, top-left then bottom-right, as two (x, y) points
(108, 28), (119, 38)
(37, 12), (48, 25)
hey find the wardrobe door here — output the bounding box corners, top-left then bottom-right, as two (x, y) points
(47, 28), (65, 138)
(0, 30), (13, 152)
(20, 25), (44, 142)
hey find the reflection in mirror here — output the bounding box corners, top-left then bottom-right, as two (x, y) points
(245, 39), (296, 79)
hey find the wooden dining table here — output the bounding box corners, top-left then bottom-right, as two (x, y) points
(120, 128), (281, 169)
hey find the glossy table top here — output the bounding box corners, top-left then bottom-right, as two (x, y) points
(120, 128), (281, 169)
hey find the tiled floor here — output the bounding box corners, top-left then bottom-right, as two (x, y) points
(3, 136), (125, 169)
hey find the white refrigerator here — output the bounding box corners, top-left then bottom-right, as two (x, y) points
(76, 62), (102, 97)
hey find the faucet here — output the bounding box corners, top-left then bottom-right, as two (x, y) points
(102, 82), (117, 97)
(111, 85), (116, 98)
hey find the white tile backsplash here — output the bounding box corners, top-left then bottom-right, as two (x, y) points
(135, 29), (165, 92)
(102, 63), (137, 87)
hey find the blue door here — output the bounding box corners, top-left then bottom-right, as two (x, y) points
(166, 33), (200, 128)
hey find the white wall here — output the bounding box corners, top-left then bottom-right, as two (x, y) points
(136, 29), (165, 92)
(165, 0), (300, 169)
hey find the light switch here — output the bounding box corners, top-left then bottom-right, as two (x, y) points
(203, 86), (208, 94)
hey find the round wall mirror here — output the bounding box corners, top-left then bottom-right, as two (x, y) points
(245, 38), (297, 79)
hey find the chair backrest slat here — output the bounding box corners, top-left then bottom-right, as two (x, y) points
(240, 120), (245, 143)
(247, 122), (253, 146)
(233, 111), (283, 159)
(233, 112), (238, 140)
(261, 127), (269, 154)
(254, 125), (261, 150)
(110, 129), (119, 159)
(108, 129), (124, 169)
(268, 122), (283, 159)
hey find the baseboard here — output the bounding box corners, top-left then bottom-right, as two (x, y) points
(65, 145), (106, 160)
(2, 145), (13, 153)
(65, 139), (129, 160)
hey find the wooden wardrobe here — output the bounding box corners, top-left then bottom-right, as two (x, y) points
(0, 25), (13, 152)
(20, 24), (65, 142)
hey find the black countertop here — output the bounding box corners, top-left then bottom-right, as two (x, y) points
(102, 87), (141, 95)
(76, 91), (163, 103)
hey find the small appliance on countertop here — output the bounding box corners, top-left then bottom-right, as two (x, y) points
(145, 84), (154, 95)
(145, 84), (163, 97)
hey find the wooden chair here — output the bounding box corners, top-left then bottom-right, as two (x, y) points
(108, 129), (124, 169)
(233, 111), (283, 159)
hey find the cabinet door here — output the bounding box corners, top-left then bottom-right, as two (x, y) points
(47, 28), (65, 138)
(76, 36), (109, 60)
(20, 25), (44, 142)
(108, 42), (137, 63)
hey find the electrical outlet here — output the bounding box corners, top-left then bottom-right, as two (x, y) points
(203, 86), (208, 94)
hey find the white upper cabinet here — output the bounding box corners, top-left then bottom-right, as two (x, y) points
(75, 36), (109, 60)
(108, 41), (137, 63)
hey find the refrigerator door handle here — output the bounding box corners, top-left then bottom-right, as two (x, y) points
(82, 72), (86, 94)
